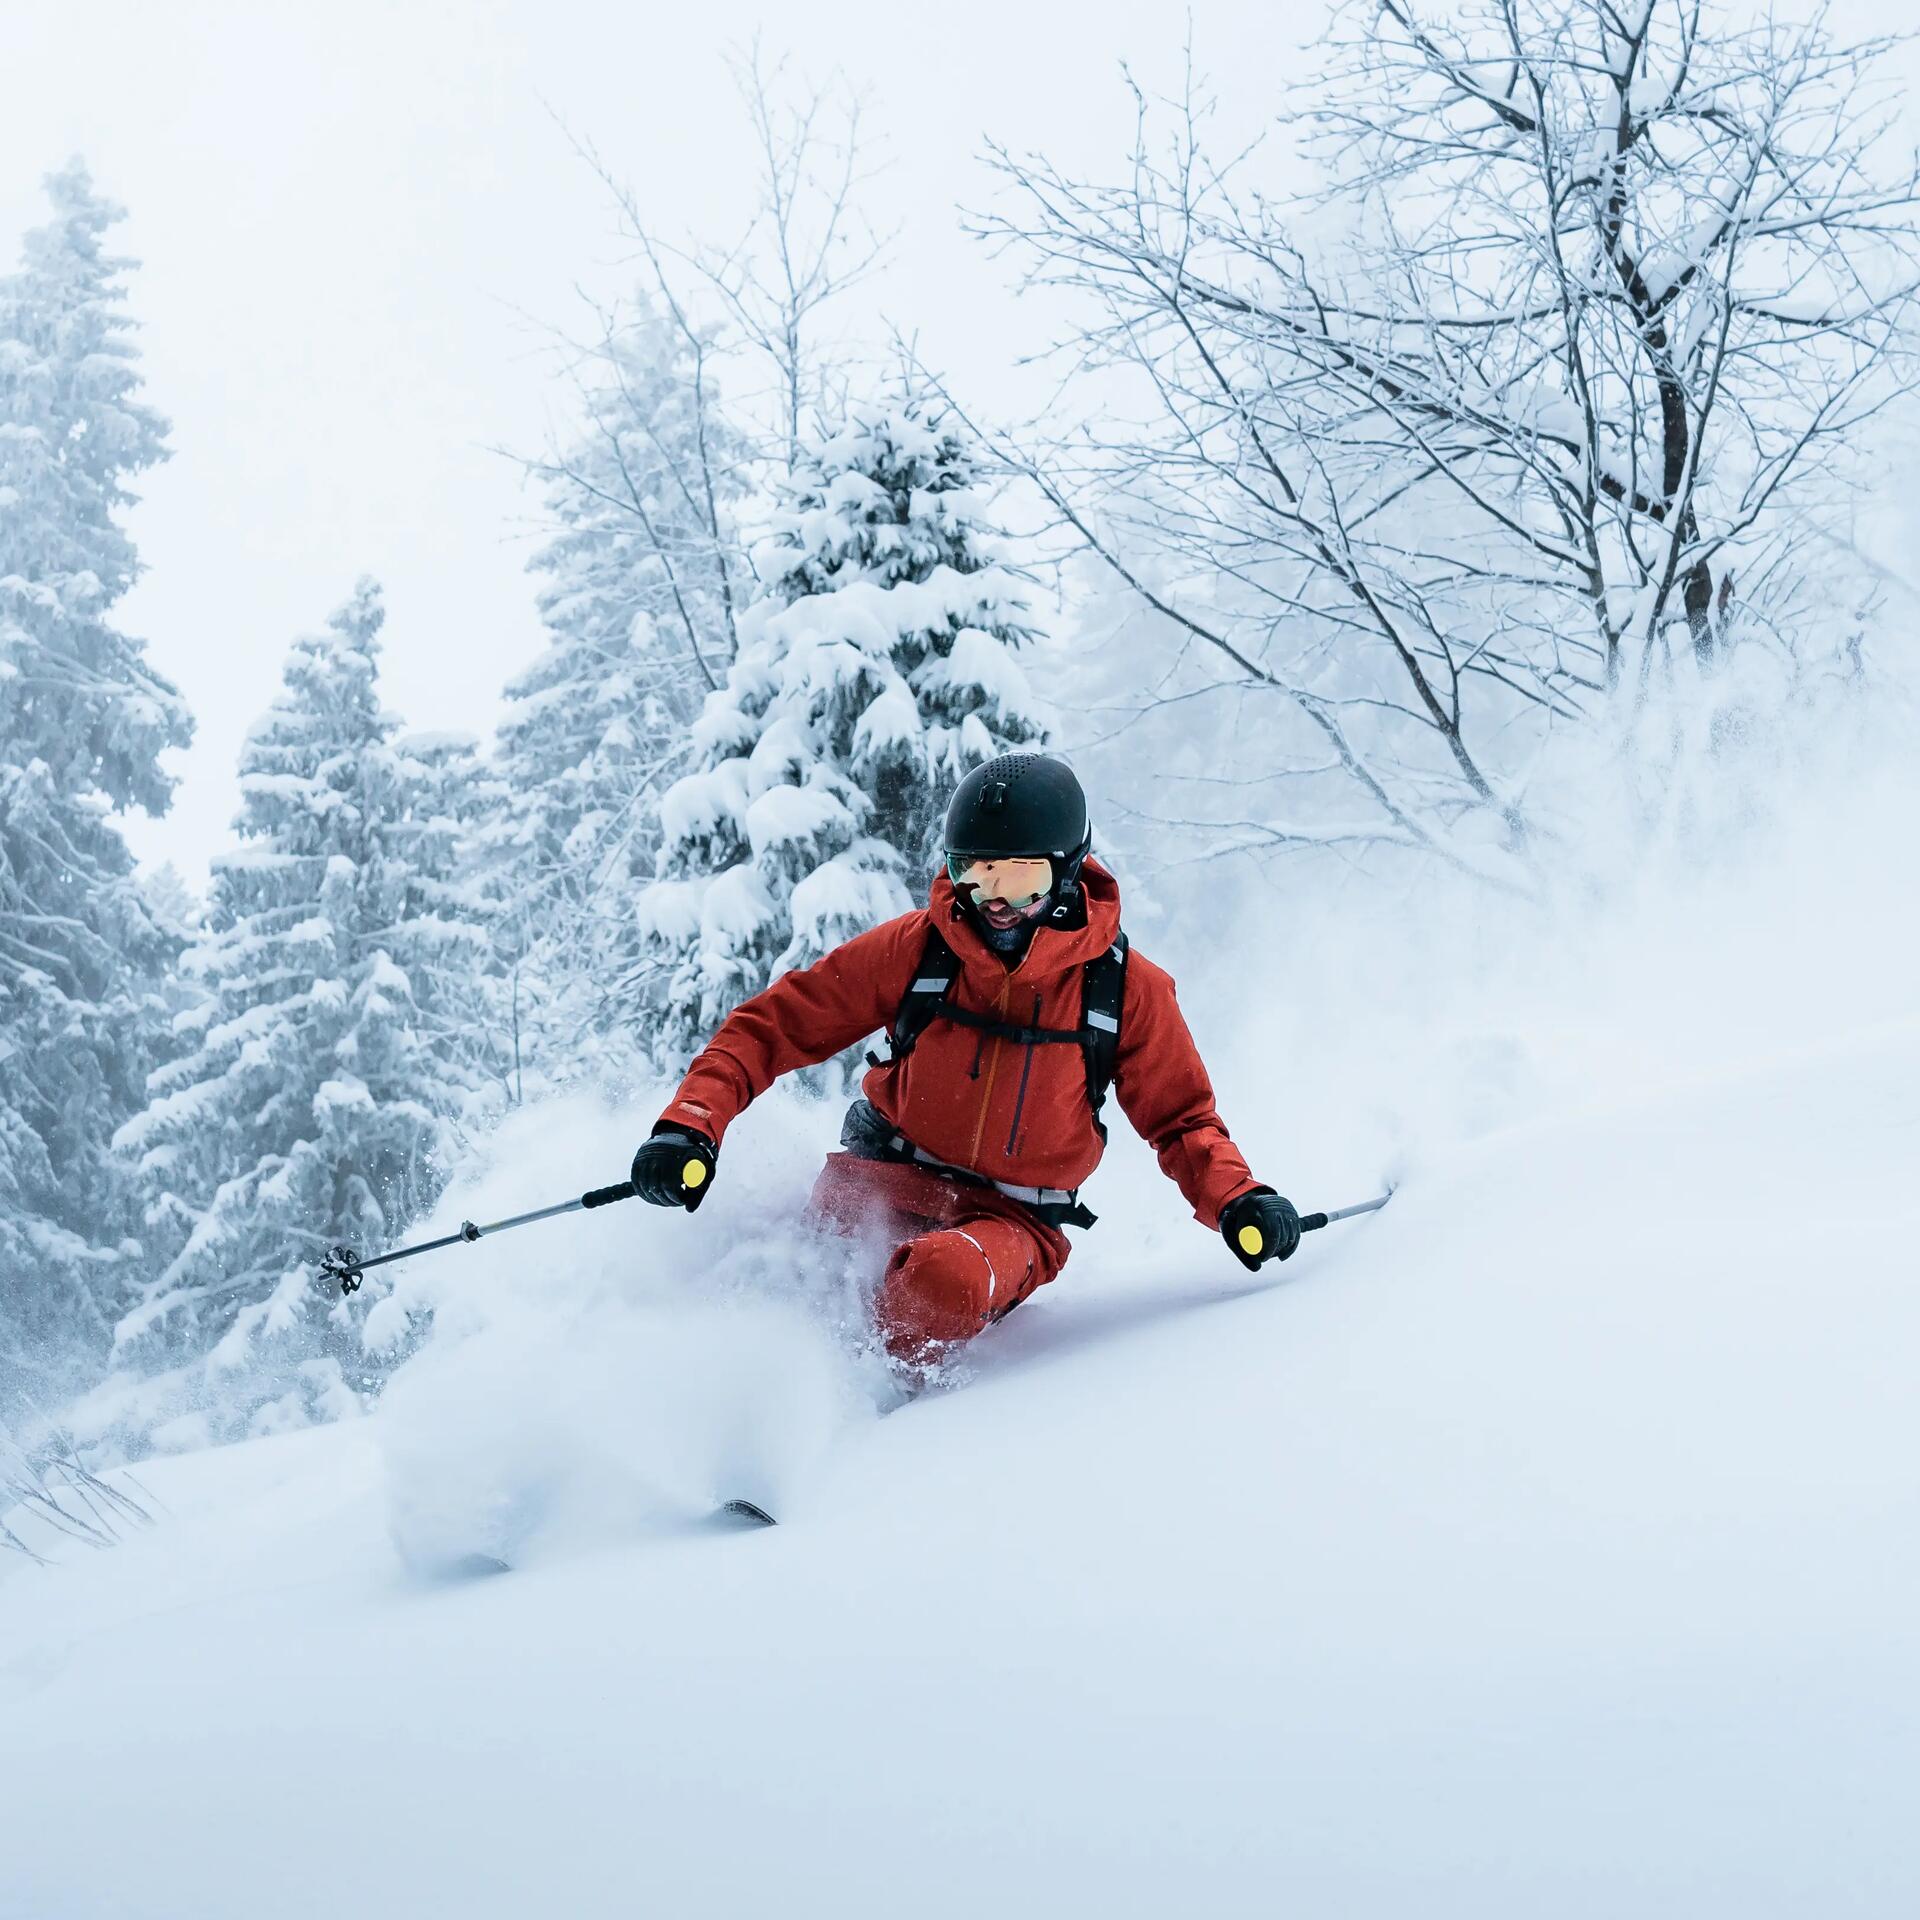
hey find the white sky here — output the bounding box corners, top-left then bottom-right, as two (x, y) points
(2, 0), (1912, 885)
(1, 0), (1286, 885)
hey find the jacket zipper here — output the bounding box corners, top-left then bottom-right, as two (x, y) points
(1004, 992), (1042, 1158)
(965, 976), (1013, 1166)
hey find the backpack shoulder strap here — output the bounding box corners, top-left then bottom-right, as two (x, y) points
(1080, 929), (1129, 1129)
(871, 924), (1130, 1102)
(868, 925), (961, 1068)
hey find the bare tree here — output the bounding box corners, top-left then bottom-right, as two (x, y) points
(973, 0), (1920, 879)
(562, 39), (892, 477)
(515, 293), (752, 688)
(485, 52), (894, 1090)
(686, 39), (894, 467)
(528, 35), (891, 686)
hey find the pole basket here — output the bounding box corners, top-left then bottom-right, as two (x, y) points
(321, 1246), (365, 1296)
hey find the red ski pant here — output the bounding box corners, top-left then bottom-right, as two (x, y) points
(807, 1152), (1072, 1361)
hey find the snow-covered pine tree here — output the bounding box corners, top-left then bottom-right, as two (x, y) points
(111, 582), (492, 1440)
(137, 862), (202, 944)
(0, 162), (192, 1405)
(488, 301), (750, 1091)
(391, 727), (509, 1108)
(635, 398), (1049, 1075)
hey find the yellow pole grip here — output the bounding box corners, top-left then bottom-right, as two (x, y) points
(1237, 1223), (1265, 1257)
(681, 1158), (708, 1191)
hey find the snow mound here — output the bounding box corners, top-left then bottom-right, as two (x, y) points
(367, 1085), (891, 1573)
(382, 1290), (864, 1573)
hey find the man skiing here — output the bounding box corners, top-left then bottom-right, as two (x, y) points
(629, 753), (1300, 1368)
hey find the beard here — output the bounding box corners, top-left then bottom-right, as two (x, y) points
(967, 884), (1053, 955)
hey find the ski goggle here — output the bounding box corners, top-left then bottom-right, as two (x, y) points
(945, 852), (1055, 910)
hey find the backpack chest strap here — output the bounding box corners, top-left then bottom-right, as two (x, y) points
(928, 1002), (1090, 1049)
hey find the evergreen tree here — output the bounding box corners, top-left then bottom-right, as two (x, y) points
(488, 302), (750, 1090)
(137, 862), (202, 944)
(635, 398), (1049, 1074)
(112, 582), (492, 1437)
(0, 162), (191, 1404)
(391, 727), (509, 1107)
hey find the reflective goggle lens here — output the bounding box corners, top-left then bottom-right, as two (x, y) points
(946, 853), (1055, 908)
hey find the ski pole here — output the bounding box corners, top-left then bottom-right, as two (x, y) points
(320, 1175), (646, 1296)
(1228, 1187), (1393, 1265)
(321, 1173), (1395, 1295)
(1299, 1189), (1394, 1233)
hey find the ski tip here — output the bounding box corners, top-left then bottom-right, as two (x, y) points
(715, 1498), (778, 1528)
(408, 1549), (513, 1582)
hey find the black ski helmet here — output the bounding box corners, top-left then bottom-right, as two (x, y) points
(944, 753), (1093, 905)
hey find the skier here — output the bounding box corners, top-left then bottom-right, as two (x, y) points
(629, 753), (1301, 1369)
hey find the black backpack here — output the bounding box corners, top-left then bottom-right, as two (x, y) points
(868, 925), (1131, 1137)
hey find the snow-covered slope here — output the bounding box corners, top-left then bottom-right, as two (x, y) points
(5, 1008), (1917, 1918)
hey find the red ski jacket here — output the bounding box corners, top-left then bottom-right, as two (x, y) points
(657, 861), (1263, 1229)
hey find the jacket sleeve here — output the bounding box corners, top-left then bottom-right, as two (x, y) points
(1111, 951), (1264, 1230)
(656, 914), (924, 1147)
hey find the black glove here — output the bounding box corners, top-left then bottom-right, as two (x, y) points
(630, 1124), (718, 1212)
(1221, 1187), (1301, 1271)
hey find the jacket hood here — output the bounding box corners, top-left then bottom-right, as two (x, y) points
(927, 855), (1123, 983)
